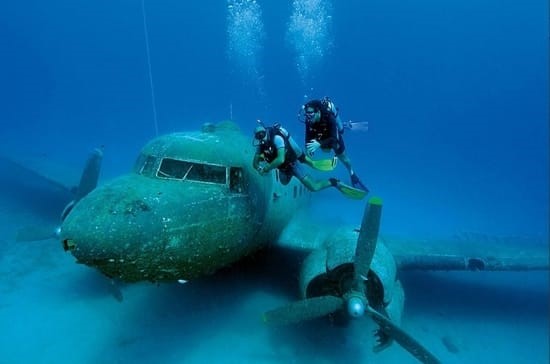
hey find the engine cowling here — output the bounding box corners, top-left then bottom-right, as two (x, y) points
(298, 228), (404, 325)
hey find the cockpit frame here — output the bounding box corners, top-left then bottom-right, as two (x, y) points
(134, 153), (245, 193)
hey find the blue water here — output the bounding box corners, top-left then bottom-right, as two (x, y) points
(0, 1), (548, 363)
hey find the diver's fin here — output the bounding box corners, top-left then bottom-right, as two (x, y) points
(310, 157), (338, 171)
(336, 182), (368, 200)
(351, 173), (369, 193)
(344, 120), (369, 132)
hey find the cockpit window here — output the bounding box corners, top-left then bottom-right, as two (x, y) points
(157, 158), (227, 184)
(134, 154), (157, 176)
(141, 156), (157, 175)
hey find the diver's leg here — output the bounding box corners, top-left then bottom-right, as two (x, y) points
(279, 169), (291, 185)
(300, 175), (334, 192)
(335, 152), (368, 192)
(292, 162), (335, 192)
(335, 152), (354, 175)
(334, 137), (354, 176)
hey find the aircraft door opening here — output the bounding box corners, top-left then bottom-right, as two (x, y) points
(229, 167), (245, 194)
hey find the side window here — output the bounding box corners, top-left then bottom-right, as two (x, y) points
(229, 167), (245, 193)
(141, 156), (156, 176)
(134, 154), (157, 176)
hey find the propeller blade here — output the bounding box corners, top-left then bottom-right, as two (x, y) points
(16, 225), (58, 242)
(263, 295), (344, 325)
(16, 147), (103, 242)
(354, 196), (383, 283)
(60, 148), (103, 222)
(366, 306), (441, 364)
(75, 147), (103, 201)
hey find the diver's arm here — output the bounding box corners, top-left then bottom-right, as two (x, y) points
(305, 125), (315, 146)
(252, 152), (262, 171)
(335, 114), (344, 133)
(264, 147), (285, 172)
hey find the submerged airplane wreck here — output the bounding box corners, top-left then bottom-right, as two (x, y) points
(9, 121), (548, 364)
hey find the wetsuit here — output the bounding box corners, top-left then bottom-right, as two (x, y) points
(305, 109), (346, 155)
(257, 126), (307, 185)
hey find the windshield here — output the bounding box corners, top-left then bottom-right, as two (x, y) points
(156, 158), (227, 184)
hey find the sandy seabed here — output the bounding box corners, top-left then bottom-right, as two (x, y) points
(0, 195), (548, 364)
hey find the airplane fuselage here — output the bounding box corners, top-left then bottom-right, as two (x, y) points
(61, 122), (310, 282)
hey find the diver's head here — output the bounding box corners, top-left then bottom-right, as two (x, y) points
(253, 125), (268, 146)
(302, 100), (323, 123)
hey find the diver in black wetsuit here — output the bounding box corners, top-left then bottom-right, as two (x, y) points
(301, 97), (368, 192)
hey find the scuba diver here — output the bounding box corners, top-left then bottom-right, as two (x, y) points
(300, 97), (369, 192)
(252, 123), (366, 199)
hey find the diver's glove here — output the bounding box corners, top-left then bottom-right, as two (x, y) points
(257, 165), (269, 176)
(306, 139), (321, 156)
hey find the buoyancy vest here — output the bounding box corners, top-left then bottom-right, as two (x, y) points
(305, 98), (342, 147)
(259, 125), (300, 165)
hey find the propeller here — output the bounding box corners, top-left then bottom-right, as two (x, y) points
(16, 147), (103, 242)
(263, 295), (344, 325)
(263, 197), (441, 364)
(366, 306), (441, 364)
(353, 196), (382, 288)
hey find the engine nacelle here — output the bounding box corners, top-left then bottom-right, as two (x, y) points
(298, 228), (403, 322)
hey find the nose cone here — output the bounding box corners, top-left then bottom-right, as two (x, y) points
(60, 174), (257, 282)
(61, 175), (164, 281)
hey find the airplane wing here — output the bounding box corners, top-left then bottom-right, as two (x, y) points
(276, 215), (548, 271)
(0, 149), (103, 241)
(0, 153), (76, 197)
(275, 212), (334, 251)
(383, 234), (549, 271)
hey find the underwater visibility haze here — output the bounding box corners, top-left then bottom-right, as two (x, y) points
(0, 1), (548, 363)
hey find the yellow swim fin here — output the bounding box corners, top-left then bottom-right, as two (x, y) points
(310, 157), (338, 171)
(336, 182), (368, 200)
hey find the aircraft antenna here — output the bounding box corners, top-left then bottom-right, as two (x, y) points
(141, 0), (159, 136)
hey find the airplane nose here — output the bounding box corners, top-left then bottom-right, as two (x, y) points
(58, 174), (255, 283)
(59, 176), (167, 280)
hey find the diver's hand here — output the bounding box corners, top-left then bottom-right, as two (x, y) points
(306, 140), (321, 156)
(257, 166), (269, 176)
